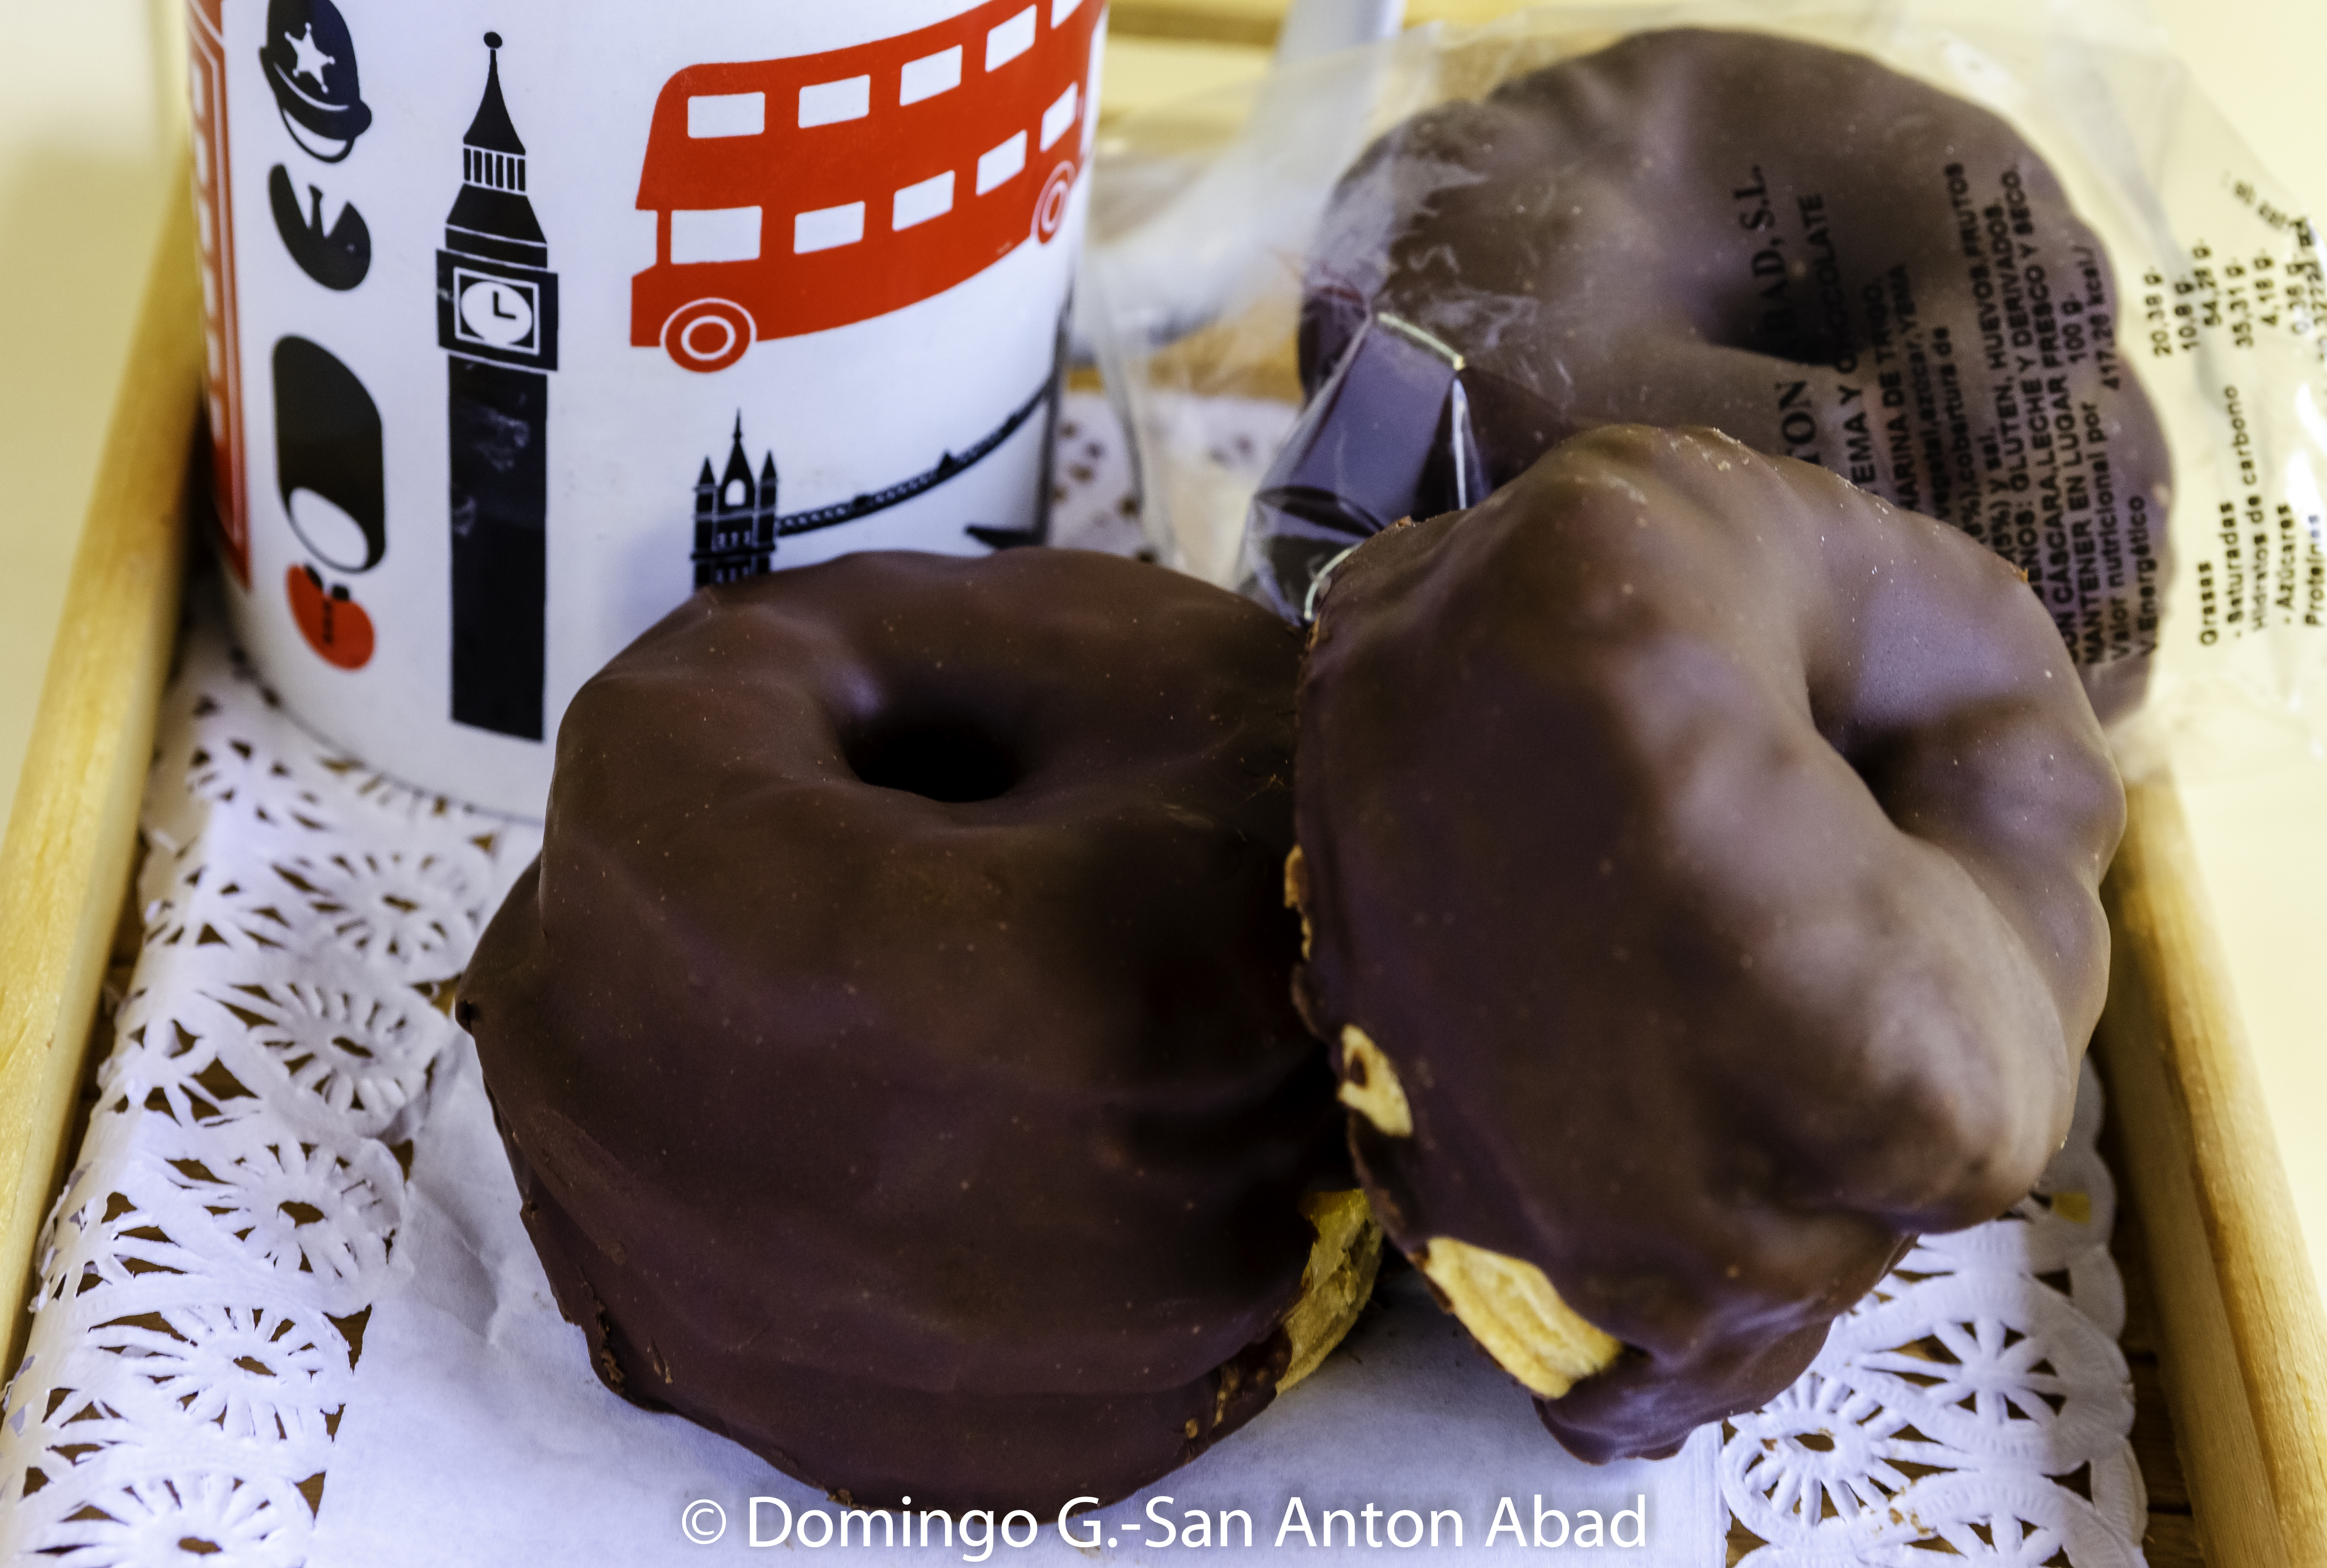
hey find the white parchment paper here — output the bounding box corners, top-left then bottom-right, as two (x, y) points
(305, 1041), (1723, 1566)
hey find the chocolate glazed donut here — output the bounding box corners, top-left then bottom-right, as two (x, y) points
(1289, 27), (2171, 720)
(1289, 427), (2125, 1461)
(461, 550), (1372, 1512)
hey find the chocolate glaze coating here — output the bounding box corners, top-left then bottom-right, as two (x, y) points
(1293, 427), (2124, 1461)
(461, 549), (1337, 1511)
(1293, 27), (2171, 718)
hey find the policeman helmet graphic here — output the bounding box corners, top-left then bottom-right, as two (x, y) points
(260, 0), (373, 164)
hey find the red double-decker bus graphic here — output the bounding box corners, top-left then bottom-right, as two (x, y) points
(631, 0), (1105, 372)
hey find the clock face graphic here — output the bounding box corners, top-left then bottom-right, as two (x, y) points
(436, 253), (558, 370)
(456, 271), (537, 349)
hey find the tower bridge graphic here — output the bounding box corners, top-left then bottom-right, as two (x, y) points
(691, 373), (1053, 586)
(634, 0), (1105, 372)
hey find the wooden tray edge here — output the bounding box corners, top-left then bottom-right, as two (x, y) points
(0, 169), (198, 1379)
(2098, 778), (2327, 1567)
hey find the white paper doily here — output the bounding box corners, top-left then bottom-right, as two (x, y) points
(0, 623), (542, 1567)
(1, 393), (2144, 1564)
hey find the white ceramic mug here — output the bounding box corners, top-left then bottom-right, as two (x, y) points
(186, 0), (1103, 814)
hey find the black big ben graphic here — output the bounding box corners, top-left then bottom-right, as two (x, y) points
(438, 31), (557, 740)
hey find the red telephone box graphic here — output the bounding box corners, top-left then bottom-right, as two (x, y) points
(187, 0), (250, 582)
(631, 0), (1103, 372)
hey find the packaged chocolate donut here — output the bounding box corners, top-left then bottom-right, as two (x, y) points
(1090, 0), (2327, 762)
(1264, 27), (2173, 720)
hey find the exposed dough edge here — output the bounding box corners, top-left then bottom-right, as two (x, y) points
(1414, 1236), (1622, 1400)
(1337, 1025), (1413, 1138)
(1279, 1188), (1386, 1393)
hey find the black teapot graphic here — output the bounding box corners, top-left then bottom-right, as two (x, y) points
(268, 165), (371, 290)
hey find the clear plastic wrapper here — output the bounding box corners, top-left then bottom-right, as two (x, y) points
(1087, 0), (2327, 766)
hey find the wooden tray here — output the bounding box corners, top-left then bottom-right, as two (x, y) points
(2095, 783), (2327, 1566)
(0, 181), (196, 1379)
(5, 21), (2324, 1559)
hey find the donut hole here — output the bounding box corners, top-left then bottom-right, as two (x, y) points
(1812, 715), (1916, 825)
(846, 715), (1019, 804)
